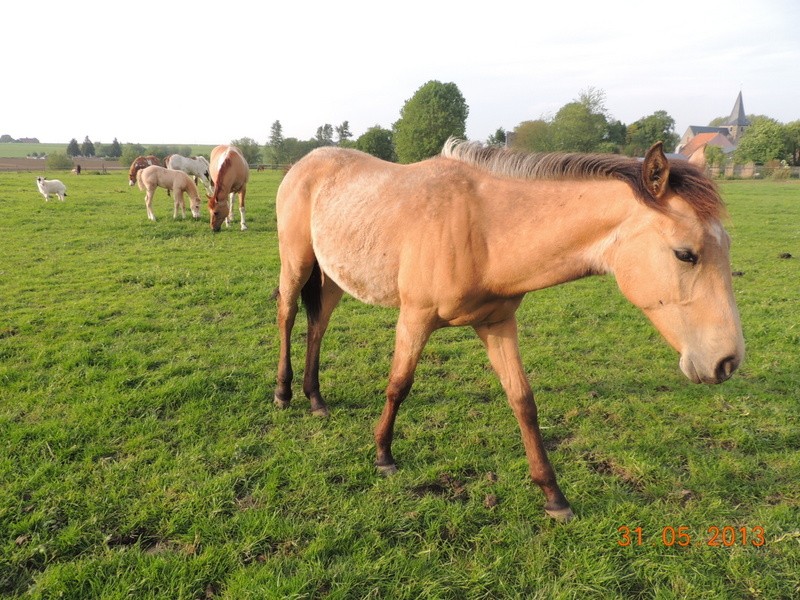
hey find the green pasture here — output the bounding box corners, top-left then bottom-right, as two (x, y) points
(0, 171), (798, 598)
(0, 143), (217, 159)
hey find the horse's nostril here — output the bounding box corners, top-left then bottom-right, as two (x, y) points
(715, 355), (739, 382)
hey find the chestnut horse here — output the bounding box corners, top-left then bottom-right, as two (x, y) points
(128, 155), (162, 187)
(274, 140), (744, 522)
(207, 145), (249, 231)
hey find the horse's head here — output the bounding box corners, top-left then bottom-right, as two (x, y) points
(207, 192), (229, 231)
(189, 193), (202, 220)
(608, 143), (744, 384)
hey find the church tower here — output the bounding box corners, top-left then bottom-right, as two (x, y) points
(723, 91), (750, 143)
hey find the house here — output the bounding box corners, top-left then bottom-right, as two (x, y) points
(676, 92), (750, 157)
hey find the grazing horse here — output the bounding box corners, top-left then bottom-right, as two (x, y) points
(207, 145), (249, 231)
(274, 139), (744, 522)
(136, 165), (201, 221)
(166, 154), (212, 192)
(128, 155), (162, 187)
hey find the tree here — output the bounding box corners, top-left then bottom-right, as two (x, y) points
(393, 80), (469, 163)
(282, 137), (318, 164)
(267, 120), (286, 164)
(108, 138), (122, 158)
(80, 136), (95, 157)
(550, 88), (610, 152)
(785, 120), (800, 165)
(231, 137), (262, 165)
(704, 145), (726, 167)
(355, 126), (396, 161)
(510, 120), (553, 152)
(734, 117), (788, 164)
(0, 134), (14, 143)
(625, 110), (679, 156)
(66, 138), (80, 157)
(335, 121), (352, 145)
(486, 127), (507, 147)
(120, 143), (147, 167)
(315, 124), (334, 146)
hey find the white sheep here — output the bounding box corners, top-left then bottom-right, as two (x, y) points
(36, 177), (67, 202)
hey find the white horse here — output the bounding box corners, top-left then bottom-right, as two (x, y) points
(165, 155), (212, 192)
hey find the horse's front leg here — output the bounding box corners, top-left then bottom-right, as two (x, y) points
(374, 309), (435, 474)
(474, 318), (574, 522)
(175, 190), (186, 219)
(237, 190), (247, 231)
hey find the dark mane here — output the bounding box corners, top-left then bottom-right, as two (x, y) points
(441, 138), (725, 222)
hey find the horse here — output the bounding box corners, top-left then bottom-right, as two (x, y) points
(136, 165), (201, 221)
(273, 139), (745, 523)
(166, 154), (212, 192)
(207, 145), (249, 231)
(128, 155), (162, 187)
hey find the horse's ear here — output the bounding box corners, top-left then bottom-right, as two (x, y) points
(642, 141), (670, 199)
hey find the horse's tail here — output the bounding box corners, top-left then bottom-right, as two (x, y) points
(136, 168), (145, 191)
(300, 261), (322, 326)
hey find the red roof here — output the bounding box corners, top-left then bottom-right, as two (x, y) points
(679, 132), (735, 157)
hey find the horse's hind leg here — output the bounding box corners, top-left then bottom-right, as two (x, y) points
(302, 266), (343, 416)
(474, 318), (574, 522)
(274, 250), (317, 409)
(145, 188), (156, 221)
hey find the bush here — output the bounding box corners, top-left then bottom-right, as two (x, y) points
(46, 152), (73, 170)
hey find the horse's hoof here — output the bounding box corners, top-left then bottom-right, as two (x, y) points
(544, 505), (575, 523)
(241, 225), (248, 231)
(311, 406), (330, 418)
(273, 396), (290, 409)
(376, 463), (398, 476)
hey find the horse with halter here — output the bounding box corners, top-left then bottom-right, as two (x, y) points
(273, 139), (744, 522)
(207, 145), (249, 231)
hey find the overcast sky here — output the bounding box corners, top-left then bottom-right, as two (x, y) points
(3, 0), (798, 146)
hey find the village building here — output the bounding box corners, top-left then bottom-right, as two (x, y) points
(676, 92), (750, 157)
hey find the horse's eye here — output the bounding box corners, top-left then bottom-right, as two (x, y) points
(674, 249), (698, 265)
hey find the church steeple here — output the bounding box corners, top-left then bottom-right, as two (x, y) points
(724, 91), (750, 142)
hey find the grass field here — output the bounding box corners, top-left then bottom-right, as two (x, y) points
(0, 143), (218, 159)
(1, 171), (798, 599)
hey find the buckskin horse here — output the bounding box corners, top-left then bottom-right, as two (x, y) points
(207, 145), (249, 231)
(273, 139), (744, 522)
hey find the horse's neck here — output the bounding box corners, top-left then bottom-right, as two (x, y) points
(484, 180), (632, 295)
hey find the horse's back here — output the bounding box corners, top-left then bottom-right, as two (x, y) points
(210, 145), (249, 191)
(278, 148), (440, 307)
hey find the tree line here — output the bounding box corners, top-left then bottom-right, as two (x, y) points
(52, 81), (800, 169)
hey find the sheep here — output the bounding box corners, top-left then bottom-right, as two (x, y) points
(35, 177), (67, 202)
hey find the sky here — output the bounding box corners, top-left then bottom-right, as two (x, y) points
(3, 0), (798, 147)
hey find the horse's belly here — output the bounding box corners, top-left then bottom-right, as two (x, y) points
(312, 229), (401, 307)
